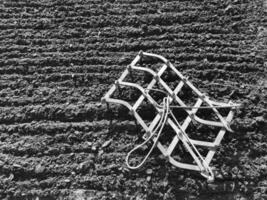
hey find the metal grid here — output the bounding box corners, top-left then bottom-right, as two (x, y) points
(101, 51), (239, 181)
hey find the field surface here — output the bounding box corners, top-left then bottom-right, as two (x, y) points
(0, 0), (266, 199)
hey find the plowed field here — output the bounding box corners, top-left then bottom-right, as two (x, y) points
(0, 0), (266, 199)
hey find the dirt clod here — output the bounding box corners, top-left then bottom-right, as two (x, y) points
(146, 169), (153, 175)
(35, 164), (45, 174)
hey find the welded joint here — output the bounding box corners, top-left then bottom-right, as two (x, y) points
(126, 65), (132, 71)
(138, 50), (143, 57)
(166, 60), (171, 67)
(172, 92), (177, 99)
(154, 74), (160, 81)
(114, 80), (120, 87)
(189, 112), (195, 119)
(101, 97), (106, 104)
(129, 107), (135, 116)
(182, 76), (189, 82)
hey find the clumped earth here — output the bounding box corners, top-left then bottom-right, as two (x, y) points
(0, 0), (266, 199)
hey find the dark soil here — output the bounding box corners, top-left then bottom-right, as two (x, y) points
(0, 0), (266, 199)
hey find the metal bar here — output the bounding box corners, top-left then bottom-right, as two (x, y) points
(133, 64), (167, 110)
(131, 109), (149, 132)
(168, 119), (205, 171)
(190, 139), (216, 149)
(168, 62), (231, 131)
(119, 81), (161, 112)
(205, 109), (235, 165)
(174, 81), (184, 94)
(146, 113), (168, 156)
(103, 69), (129, 100)
(131, 54), (141, 66)
(102, 51), (238, 180)
(142, 52), (168, 63)
(105, 98), (132, 111)
(157, 76), (228, 128)
(169, 156), (200, 171)
(131, 65), (157, 77)
(166, 98), (203, 156)
(133, 107), (169, 157)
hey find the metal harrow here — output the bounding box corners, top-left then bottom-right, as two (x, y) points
(101, 51), (240, 181)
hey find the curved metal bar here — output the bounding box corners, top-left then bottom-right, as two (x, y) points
(142, 51), (168, 63)
(169, 156), (200, 171)
(132, 63), (168, 111)
(201, 160), (215, 182)
(134, 52), (232, 130)
(105, 97), (133, 111)
(164, 58), (232, 132)
(168, 117), (205, 172)
(106, 96), (151, 133)
(134, 51), (233, 130)
(119, 80), (162, 111)
(130, 65), (157, 77)
(194, 115), (225, 128)
(166, 98), (203, 156)
(168, 112), (214, 180)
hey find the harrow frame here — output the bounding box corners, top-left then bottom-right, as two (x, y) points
(101, 51), (239, 181)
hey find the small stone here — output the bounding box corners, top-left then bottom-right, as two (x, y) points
(102, 139), (112, 148)
(91, 145), (97, 151)
(35, 164), (45, 174)
(216, 173), (223, 179)
(79, 160), (93, 171)
(224, 4), (233, 13)
(146, 169), (153, 175)
(147, 176), (151, 182)
(256, 116), (264, 123)
(8, 173), (14, 181)
(163, 180), (168, 187)
(13, 164), (22, 168)
(98, 150), (104, 156)
(64, 179), (71, 183)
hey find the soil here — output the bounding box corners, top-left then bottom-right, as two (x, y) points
(0, 0), (266, 199)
